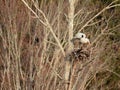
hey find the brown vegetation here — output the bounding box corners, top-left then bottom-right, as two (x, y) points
(0, 0), (120, 90)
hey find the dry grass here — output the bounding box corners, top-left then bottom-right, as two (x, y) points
(0, 0), (120, 90)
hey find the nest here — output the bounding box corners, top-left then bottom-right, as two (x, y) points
(65, 48), (90, 62)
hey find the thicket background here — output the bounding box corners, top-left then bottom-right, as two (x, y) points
(0, 0), (120, 90)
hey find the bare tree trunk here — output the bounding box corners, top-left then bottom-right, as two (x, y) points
(65, 0), (76, 90)
(68, 0), (75, 50)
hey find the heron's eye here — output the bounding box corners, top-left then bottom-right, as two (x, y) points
(81, 35), (84, 38)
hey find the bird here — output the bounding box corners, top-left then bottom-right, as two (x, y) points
(71, 32), (90, 49)
(74, 33), (90, 44)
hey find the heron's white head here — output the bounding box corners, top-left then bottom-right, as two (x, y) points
(75, 33), (86, 39)
(74, 32), (90, 44)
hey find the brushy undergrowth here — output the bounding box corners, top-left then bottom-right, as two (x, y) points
(0, 0), (120, 90)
